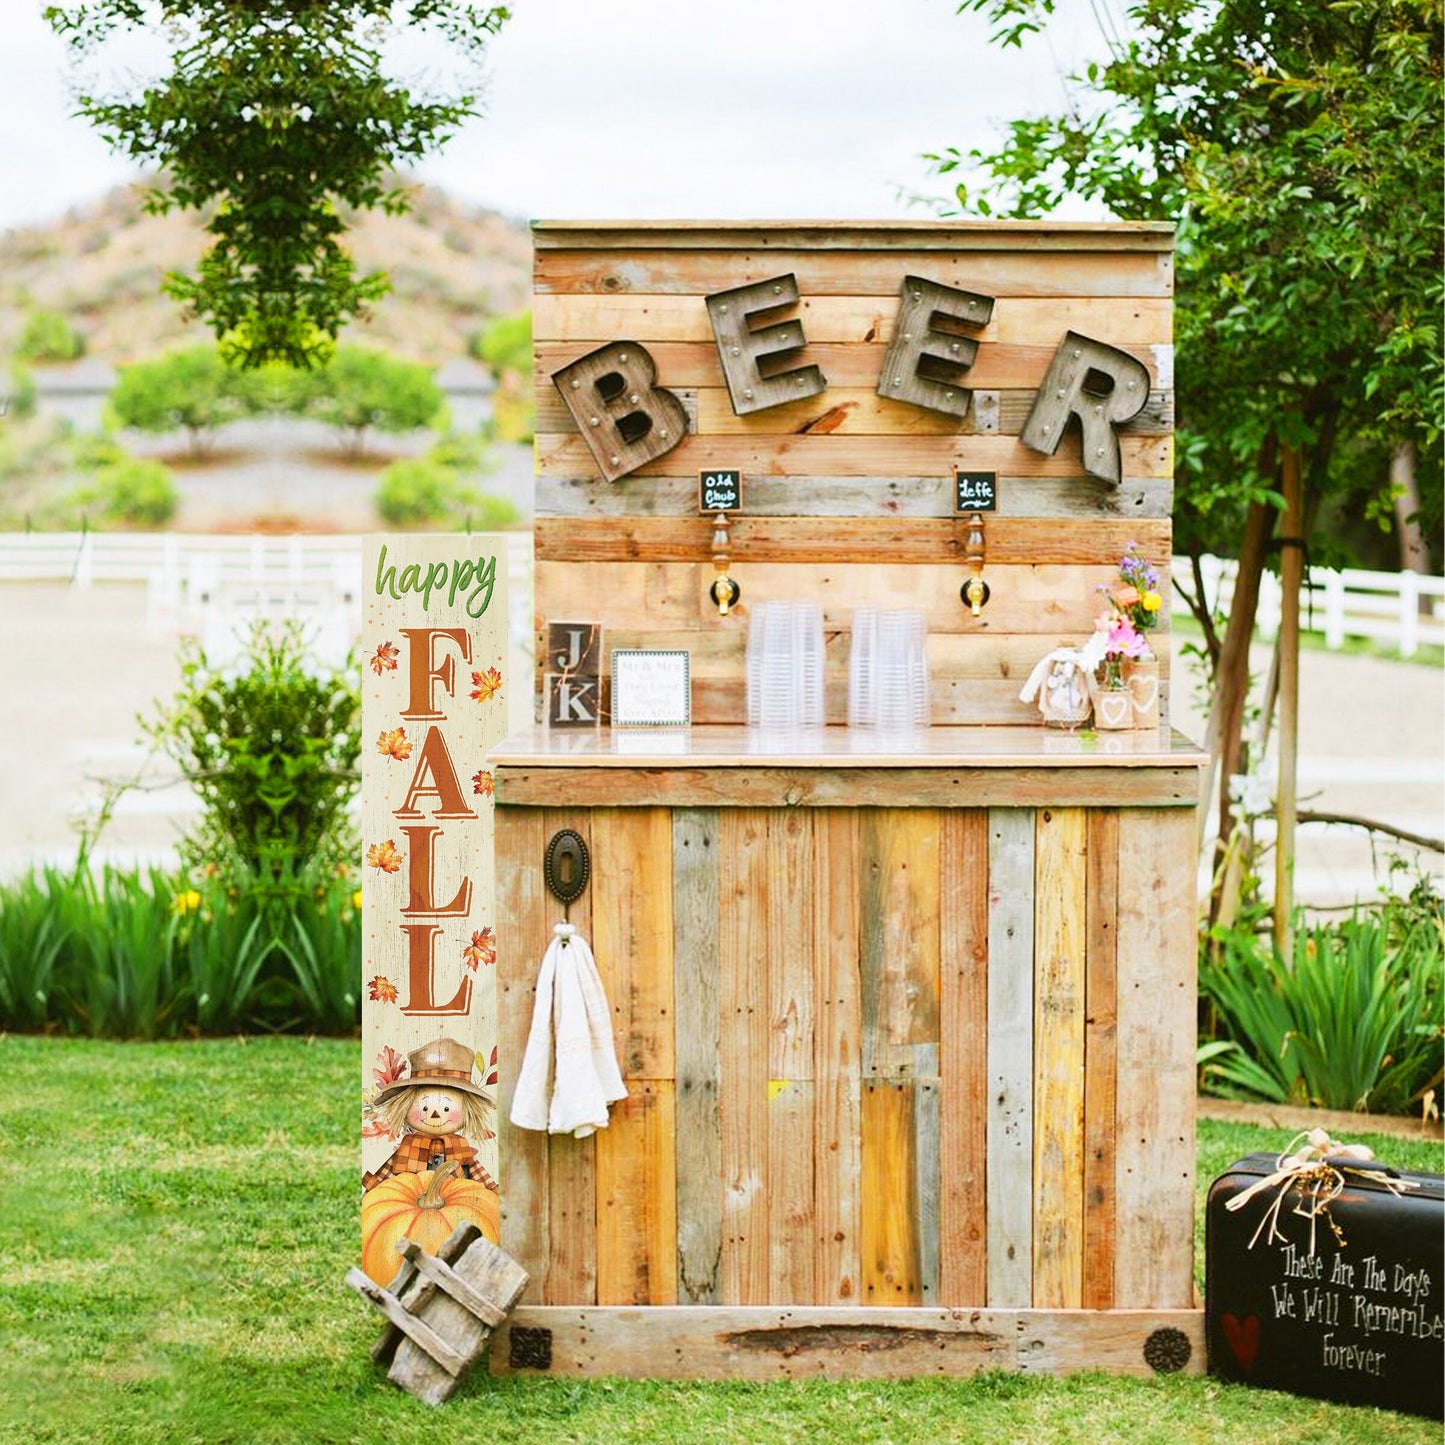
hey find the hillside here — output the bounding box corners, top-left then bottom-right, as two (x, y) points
(0, 178), (532, 365)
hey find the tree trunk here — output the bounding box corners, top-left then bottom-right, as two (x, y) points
(1200, 494), (1276, 910)
(1393, 440), (1430, 574)
(1273, 445), (1305, 957)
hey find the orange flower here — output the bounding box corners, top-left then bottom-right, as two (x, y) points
(370, 641), (400, 675)
(377, 727), (413, 761)
(366, 839), (403, 873)
(1114, 584), (1140, 608)
(462, 926), (497, 970)
(368, 975), (399, 1004)
(470, 666), (503, 703)
(472, 769), (495, 797)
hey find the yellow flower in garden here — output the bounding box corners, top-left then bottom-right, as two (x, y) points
(1142, 590), (1162, 613)
(171, 888), (202, 915)
(352, 889), (364, 911)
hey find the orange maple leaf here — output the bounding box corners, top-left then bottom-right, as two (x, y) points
(461, 926), (497, 970)
(470, 666), (503, 703)
(472, 769), (495, 797)
(377, 727), (413, 761)
(368, 975), (398, 1004)
(370, 641), (400, 676)
(366, 839), (403, 874)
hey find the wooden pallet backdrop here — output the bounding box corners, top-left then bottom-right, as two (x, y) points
(495, 790), (1198, 1315)
(532, 221), (1176, 726)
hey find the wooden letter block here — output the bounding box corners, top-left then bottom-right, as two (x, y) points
(876, 275), (995, 420)
(545, 622), (602, 728)
(1019, 331), (1151, 483)
(551, 342), (688, 482)
(705, 274), (827, 415)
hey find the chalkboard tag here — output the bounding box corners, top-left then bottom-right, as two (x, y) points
(955, 470), (997, 513)
(700, 469), (742, 512)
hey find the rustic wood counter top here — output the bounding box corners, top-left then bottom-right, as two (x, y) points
(488, 726), (1207, 808)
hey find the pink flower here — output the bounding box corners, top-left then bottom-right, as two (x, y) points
(1107, 618), (1150, 659)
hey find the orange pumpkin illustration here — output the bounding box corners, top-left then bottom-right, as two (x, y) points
(360, 1162), (500, 1286)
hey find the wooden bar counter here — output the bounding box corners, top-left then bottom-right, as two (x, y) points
(490, 724), (1209, 1379)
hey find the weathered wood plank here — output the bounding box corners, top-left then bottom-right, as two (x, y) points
(495, 765), (1206, 812)
(1031, 806), (1088, 1309)
(858, 809), (942, 1079)
(986, 807), (1034, 1308)
(673, 808), (723, 1305)
(595, 1080), (679, 1305)
(493, 1304), (1205, 1380)
(939, 809), (989, 1306)
(542, 811), (597, 1307)
(1114, 808), (1198, 1309)
(590, 807), (675, 1078)
(718, 809), (772, 1304)
(812, 809), (863, 1306)
(763, 809), (816, 1304)
(861, 1079), (922, 1306)
(532, 219), (1174, 252)
(533, 516), (1173, 568)
(768, 1079), (817, 1304)
(537, 385), (1173, 438)
(534, 247), (1174, 297)
(536, 432), (1174, 481)
(536, 340), (1173, 391)
(536, 472), (1175, 520)
(494, 805), (551, 1303)
(534, 561), (1160, 641)
(534, 294), (1172, 347)
(913, 1076), (942, 1306)
(1083, 808), (1120, 1310)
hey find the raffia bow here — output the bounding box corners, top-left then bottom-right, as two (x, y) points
(1224, 1127), (1419, 1255)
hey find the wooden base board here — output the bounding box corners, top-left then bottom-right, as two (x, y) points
(490, 1306), (1203, 1380)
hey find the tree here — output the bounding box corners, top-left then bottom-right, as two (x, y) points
(471, 310), (532, 380)
(16, 309), (84, 363)
(46, 2), (509, 368)
(930, 0), (1443, 928)
(288, 346), (446, 457)
(109, 345), (262, 456)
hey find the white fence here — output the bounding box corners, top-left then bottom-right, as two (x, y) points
(1173, 554), (1445, 658)
(0, 531), (536, 669)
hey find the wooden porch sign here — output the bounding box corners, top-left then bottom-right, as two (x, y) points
(360, 536), (510, 1277)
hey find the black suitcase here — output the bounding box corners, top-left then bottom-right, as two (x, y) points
(1206, 1150), (1444, 1418)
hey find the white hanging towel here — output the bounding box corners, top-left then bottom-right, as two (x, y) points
(510, 921), (628, 1138)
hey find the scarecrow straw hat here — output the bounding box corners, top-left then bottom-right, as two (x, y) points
(375, 1036), (492, 1105)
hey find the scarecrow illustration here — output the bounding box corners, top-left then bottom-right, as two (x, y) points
(362, 1035), (498, 1191)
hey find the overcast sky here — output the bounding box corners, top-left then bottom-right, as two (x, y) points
(0, 0), (1119, 231)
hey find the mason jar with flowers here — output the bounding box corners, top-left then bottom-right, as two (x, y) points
(1092, 545), (1164, 729)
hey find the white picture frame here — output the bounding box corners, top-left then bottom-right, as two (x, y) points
(611, 649), (691, 728)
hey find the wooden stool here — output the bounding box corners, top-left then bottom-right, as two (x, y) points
(347, 1224), (528, 1404)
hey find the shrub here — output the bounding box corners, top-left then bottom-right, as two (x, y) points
(5, 363), (37, 419)
(1200, 899), (1444, 1114)
(0, 861), (361, 1037)
(470, 309), (531, 378)
(109, 344), (262, 455)
(90, 457), (179, 526)
(16, 308), (84, 363)
(374, 452), (520, 529)
(286, 345), (446, 457)
(143, 622), (361, 882)
(486, 372), (535, 444)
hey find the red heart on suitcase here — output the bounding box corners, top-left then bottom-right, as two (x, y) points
(1221, 1312), (1261, 1372)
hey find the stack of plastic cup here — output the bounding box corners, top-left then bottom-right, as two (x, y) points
(848, 608), (930, 729)
(746, 601), (826, 727)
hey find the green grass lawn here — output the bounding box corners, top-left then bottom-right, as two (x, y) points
(1, 1036), (1439, 1445)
